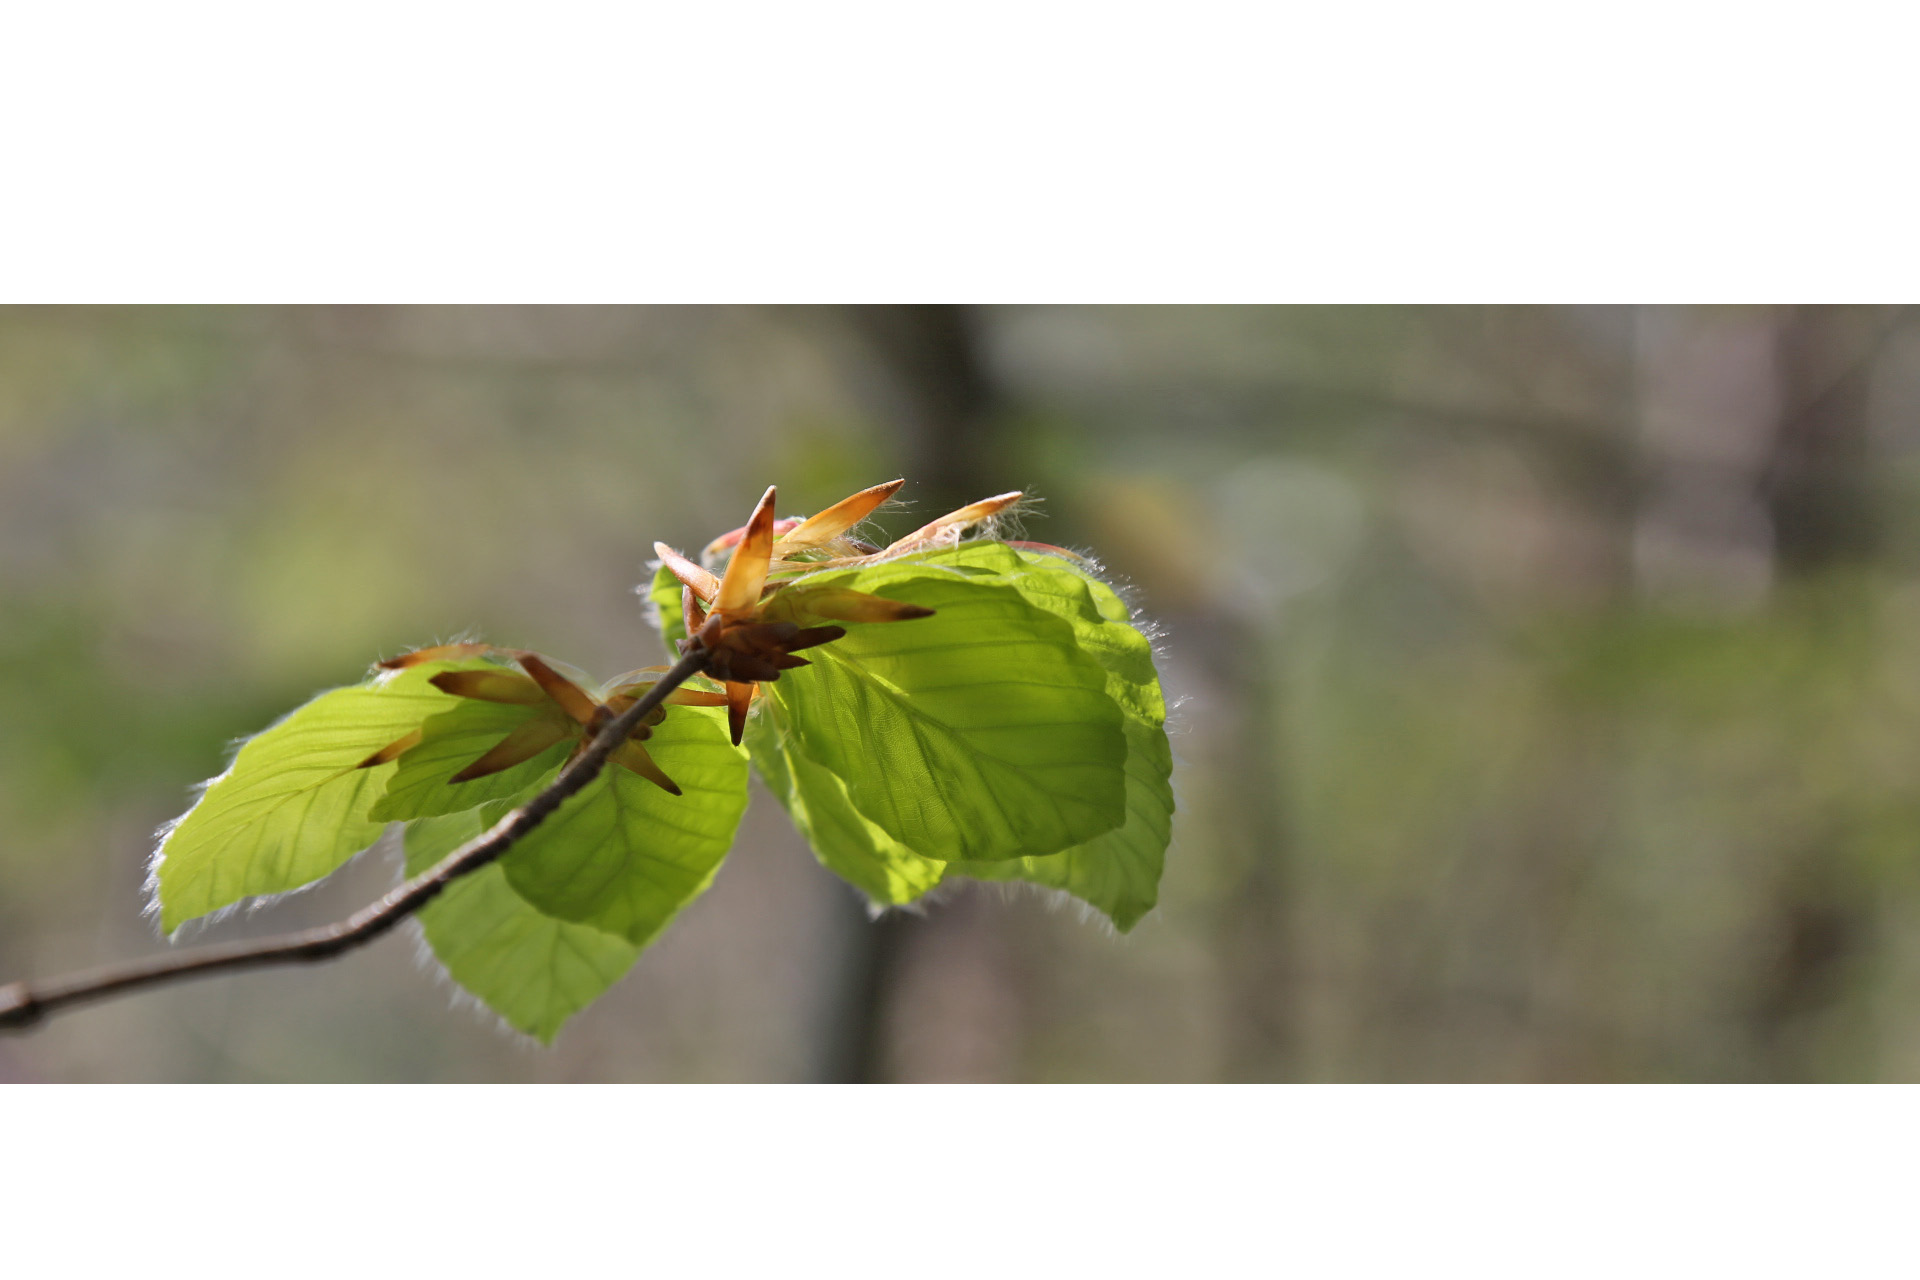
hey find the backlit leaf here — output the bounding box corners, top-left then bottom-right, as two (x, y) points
(767, 570), (1127, 863)
(404, 803), (638, 1044)
(947, 716), (1173, 931)
(151, 659), (488, 933)
(897, 543), (1173, 929)
(746, 711), (946, 906)
(654, 540), (1173, 925)
(916, 541), (1165, 725)
(371, 697), (570, 822)
(500, 705), (749, 944)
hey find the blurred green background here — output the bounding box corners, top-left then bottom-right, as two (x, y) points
(5, 305), (1920, 1082)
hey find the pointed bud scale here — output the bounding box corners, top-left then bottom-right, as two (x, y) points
(449, 716), (573, 783)
(377, 642), (499, 671)
(655, 543), (722, 605)
(784, 624), (848, 652)
(891, 490), (1024, 552)
(516, 654), (603, 729)
(776, 479), (905, 551)
(356, 729), (422, 770)
(612, 740), (682, 795)
(725, 680), (754, 746)
(674, 484), (955, 733)
(774, 586), (936, 624)
(704, 516), (804, 560)
(1006, 540), (1088, 563)
(430, 669), (549, 705)
(682, 585), (707, 640)
(715, 486), (777, 615)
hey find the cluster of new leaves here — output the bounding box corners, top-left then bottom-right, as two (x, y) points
(148, 481), (1172, 1043)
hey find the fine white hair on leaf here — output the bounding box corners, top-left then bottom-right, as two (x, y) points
(1013, 537), (1172, 659)
(148, 822), (396, 944)
(702, 490), (922, 577)
(637, 557), (689, 663)
(143, 682), (371, 938)
(386, 839), (553, 1051)
(402, 914), (548, 1052)
(863, 893), (930, 922)
(637, 554), (671, 589)
(965, 876), (1123, 938)
(860, 873), (960, 920)
(366, 629), (488, 680)
(143, 779), (221, 929)
(1162, 694), (1196, 738)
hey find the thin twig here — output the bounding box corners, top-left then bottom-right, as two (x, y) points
(0, 646), (713, 1033)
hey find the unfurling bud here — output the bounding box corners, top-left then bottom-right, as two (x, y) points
(690, 617), (847, 685)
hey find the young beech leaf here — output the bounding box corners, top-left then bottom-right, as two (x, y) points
(884, 544), (1174, 930)
(768, 574), (1127, 863)
(371, 697), (570, 822)
(745, 711), (947, 906)
(947, 716), (1173, 930)
(152, 659), (494, 934)
(919, 542), (1167, 723)
(404, 803), (638, 1044)
(500, 705), (749, 945)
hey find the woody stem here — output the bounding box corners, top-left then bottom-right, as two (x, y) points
(0, 646), (714, 1033)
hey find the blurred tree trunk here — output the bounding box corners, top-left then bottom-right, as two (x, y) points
(807, 304), (1014, 1083)
(1763, 306), (1888, 574)
(840, 305), (1004, 510)
(1742, 306), (1895, 1078)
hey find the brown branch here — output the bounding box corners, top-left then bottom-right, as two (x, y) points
(0, 646), (713, 1033)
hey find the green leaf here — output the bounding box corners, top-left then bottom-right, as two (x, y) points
(768, 572), (1127, 862)
(500, 705), (749, 945)
(841, 542), (1167, 718)
(746, 710), (946, 906)
(655, 540), (1174, 926)
(371, 697), (570, 822)
(405, 803), (638, 1045)
(647, 562), (692, 655)
(152, 660), (482, 934)
(894, 544), (1174, 930)
(939, 542), (1166, 725)
(947, 716), (1173, 931)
